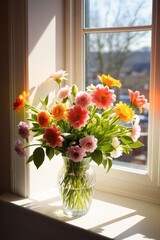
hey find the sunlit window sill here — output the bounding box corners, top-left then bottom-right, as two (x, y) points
(0, 189), (160, 240)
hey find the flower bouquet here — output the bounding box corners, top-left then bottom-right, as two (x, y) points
(13, 70), (148, 216)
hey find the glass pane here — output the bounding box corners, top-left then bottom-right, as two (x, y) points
(85, 31), (151, 169)
(84, 0), (152, 28)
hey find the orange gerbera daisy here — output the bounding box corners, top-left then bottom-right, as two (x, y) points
(98, 74), (122, 88)
(114, 101), (134, 123)
(128, 89), (148, 113)
(13, 91), (29, 112)
(52, 104), (67, 121)
(37, 111), (51, 127)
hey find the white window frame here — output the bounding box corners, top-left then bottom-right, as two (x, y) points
(9, 0), (29, 197)
(65, 0), (160, 204)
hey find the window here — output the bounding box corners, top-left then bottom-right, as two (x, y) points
(84, 0), (152, 171)
(66, 0), (160, 203)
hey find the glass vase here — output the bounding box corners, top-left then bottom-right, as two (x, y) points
(58, 156), (96, 217)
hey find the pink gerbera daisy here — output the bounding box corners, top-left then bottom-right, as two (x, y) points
(79, 136), (97, 153)
(43, 125), (64, 148)
(75, 91), (91, 108)
(67, 105), (89, 128)
(67, 145), (86, 162)
(91, 85), (116, 109)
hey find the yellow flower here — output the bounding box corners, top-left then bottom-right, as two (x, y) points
(52, 104), (67, 121)
(98, 74), (122, 88)
(114, 101), (134, 123)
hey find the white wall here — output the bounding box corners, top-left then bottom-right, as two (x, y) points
(28, 0), (65, 197)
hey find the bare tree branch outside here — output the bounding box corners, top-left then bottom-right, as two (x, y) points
(84, 0), (152, 168)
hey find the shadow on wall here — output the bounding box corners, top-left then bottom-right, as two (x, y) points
(28, 0), (63, 55)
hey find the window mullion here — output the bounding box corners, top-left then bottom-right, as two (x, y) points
(83, 25), (152, 34)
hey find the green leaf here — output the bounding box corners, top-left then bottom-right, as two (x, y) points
(30, 114), (38, 121)
(91, 149), (103, 165)
(121, 136), (134, 145)
(122, 145), (132, 154)
(101, 119), (109, 128)
(32, 122), (40, 128)
(100, 142), (114, 152)
(95, 126), (101, 134)
(33, 129), (45, 137)
(130, 141), (144, 148)
(102, 108), (113, 118)
(46, 147), (54, 160)
(106, 158), (112, 173)
(44, 95), (49, 105)
(102, 154), (112, 173)
(27, 155), (33, 164)
(33, 147), (45, 169)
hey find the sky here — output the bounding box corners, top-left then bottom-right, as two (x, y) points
(86, 0), (152, 28)
(85, 0), (152, 51)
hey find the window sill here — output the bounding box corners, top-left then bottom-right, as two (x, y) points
(0, 190), (160, 240)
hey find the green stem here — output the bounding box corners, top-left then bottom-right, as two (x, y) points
(98, 116), (119, 144)
(23, 143), (41, 149)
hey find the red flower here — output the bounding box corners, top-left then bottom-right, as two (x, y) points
(43, 125), (64, 148)
(67, 105), (89, 128)
(91, 85), (116, 109)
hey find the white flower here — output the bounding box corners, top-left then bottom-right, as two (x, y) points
(110, 137), (123, 158)
(134, 115), (140, 125)
(86, 84), (96, 92)
(130, 124), (141, 142)
(50, 70), (68, 81)
(111, 137), (120, 148)
(110, 147), (123, 158)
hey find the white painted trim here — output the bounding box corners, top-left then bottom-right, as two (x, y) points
(75, 0), (84, 89)
(65, 0), (84, 89)
(9, 0), (29, 197)
(148, 0), (160, 187)
(65, 0), (75, 86)
(83, 25), (152, 33)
